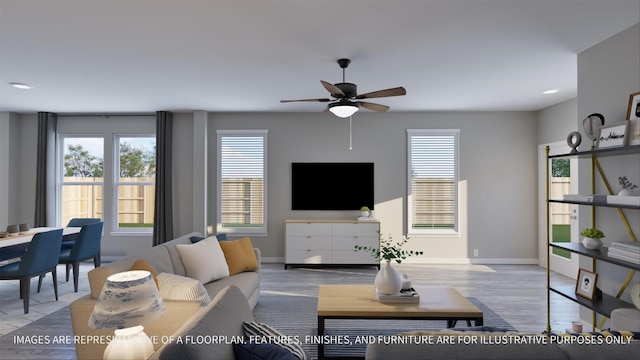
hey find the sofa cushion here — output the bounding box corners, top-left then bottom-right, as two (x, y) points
(158, 285), (254, 360)
(88, 244), (175, 299)
(157, 272), (211, 306)
(219, 237), (259, 275)
(190, 235), (206, 243)
(242, 322), (308, 360)
(176, 236), (229, 284)
(234, 342), (298, 360)
(130, 259), (160, 288)
(159, 232), (202, 277)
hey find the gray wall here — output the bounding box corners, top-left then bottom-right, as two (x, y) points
(576, 23), (640, 324)
(1, 109), (538, 264)
(537, 98), (577, 145)
(208, 111), (538, 263)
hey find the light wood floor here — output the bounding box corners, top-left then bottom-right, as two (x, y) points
(0, 262), (579, 338)
(260, 263), (580, 334)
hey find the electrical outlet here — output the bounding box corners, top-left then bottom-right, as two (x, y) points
(473, 249), (479, 257)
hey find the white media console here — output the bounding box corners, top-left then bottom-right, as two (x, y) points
(284, 219), (380, 269)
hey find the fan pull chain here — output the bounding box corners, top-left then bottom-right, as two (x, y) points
(349, 115), (353, 150)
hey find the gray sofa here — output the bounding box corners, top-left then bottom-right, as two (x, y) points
(150, 284), (255, 360)
(69, 232), (260, 360)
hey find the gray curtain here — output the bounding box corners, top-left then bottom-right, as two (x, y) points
(34, 112), (57, 227)
(152, 111), (174, 245)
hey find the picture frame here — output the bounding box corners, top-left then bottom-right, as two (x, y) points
(627, 91), (640, 121)
(575, 268), (598, 300)
(595, 121), (630, 149)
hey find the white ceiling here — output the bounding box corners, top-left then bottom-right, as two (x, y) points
(1, 0), (639, 115)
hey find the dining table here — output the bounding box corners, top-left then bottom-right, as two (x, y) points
(0, 226), (81, 260)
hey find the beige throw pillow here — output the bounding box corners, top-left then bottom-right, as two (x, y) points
(176, 236), (229, 284)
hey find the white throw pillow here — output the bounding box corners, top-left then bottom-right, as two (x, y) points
(176, 236), (229, 284)
(156, 272), (212, 306)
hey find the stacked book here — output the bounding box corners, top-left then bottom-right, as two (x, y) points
(607, 242), (640, 265)
(376, 287), (420, 303)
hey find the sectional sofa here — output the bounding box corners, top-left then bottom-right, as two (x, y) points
(69, 232), (260, 360)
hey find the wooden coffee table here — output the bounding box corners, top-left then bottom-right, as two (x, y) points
(316, 284), (483, 359)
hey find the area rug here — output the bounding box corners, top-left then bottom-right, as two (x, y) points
(251, 293), (516, 359)
(0, 292), (514, 360)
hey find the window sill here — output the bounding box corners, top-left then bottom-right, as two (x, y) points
(407, 231), (460, 238)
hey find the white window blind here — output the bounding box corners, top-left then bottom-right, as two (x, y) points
(407, 129), (459, 234)
(217, 130), (267, 235)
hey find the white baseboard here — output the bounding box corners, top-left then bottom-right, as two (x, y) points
(399, 257), (540, 265)
(261, 256), (284, 264)
(260, 257), (540, 265)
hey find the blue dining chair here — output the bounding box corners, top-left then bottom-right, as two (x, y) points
(66, 218), (102, 227)
(0, 249), (27, 262)
(0, 229), (63, 314)
(61, 218), (102, 268)
(57, 221), (103, 292)
(61, 218), (102, 247)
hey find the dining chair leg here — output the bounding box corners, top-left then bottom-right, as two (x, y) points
(66, 264), (71, 282)
(37, 274), (44, 293)
(20, 277), (30, 314)
(52, 269), (59, 301)
(72, 262), (80, 292)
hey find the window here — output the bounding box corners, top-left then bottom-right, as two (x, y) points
(60, 137), (104, 226)
(217, 130), (268, 235)
(407, 129), (459, 235)
(58, 133), (156, 234)
(115, 136), (156, 230)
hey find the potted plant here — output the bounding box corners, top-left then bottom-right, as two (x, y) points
(355, 232), (423, 294)
(360, 206), (370, 218)
(580, 228), (605, 250)
(618, 176), (639, 196)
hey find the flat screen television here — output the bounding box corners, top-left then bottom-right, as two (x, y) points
(291, 162), (374, 210)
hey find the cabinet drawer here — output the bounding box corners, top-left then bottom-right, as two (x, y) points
(332, 223), (379, 237)
(286, 250), (332, 264)
(286, 223), (333, 237)
(286, 236), (332, 250)
(333, 236), (378, 250)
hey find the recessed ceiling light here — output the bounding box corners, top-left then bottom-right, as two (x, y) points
(542, 88), (560, 95)
(9, 82), (33, 90)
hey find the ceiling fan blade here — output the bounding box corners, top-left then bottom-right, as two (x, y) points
(358, 101), (390, 112)
(280, 98), (331, 103)
(356, 86), (406, 99)
(321, 80), (345, 97)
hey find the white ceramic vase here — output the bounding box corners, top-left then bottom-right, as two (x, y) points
(581, 236), (603, 250)
(361, 211), (370, 218)
(375, 260), (403, 294)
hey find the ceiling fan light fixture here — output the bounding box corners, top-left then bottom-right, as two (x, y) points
(328, 102), (359, 118)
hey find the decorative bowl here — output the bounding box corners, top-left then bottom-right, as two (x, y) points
(6, 225), (19, 235)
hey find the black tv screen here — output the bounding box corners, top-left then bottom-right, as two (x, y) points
(291, 162), (374, 211)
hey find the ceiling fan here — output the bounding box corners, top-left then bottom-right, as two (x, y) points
(280, 58), (407, 118)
